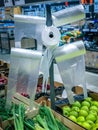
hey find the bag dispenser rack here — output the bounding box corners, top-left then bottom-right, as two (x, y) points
(6, 4), (87, 110)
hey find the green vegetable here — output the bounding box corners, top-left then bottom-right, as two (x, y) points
(24, 125), (30, 130)
(13, 104), (25, 130)
(25, 119), (35, 126)
(24, 120), (35, 130)
(5, 125), (14, 130)
(35, 114), (49, 130)
(39, 105), (59, 130)
(56, 118), (69, 130)
(0, 98), (13, 121)
(35, 123), (45, 130)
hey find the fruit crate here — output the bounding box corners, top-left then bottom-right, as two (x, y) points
(0, 60), (9, 78)
(0, 73), (8, 98)
(58, 92), (98, 130)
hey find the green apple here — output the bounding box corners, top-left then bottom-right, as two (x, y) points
(63, 110), (69, 117)
(92, 126), (98, 130)
(86, 120), (95, 127)
(72, 101), (81, 108)
(96, 119), (98, 123)
(71, 106), (80, 112)
(79, 109), (88, 117)
(85, 97), (92, 103)
(62, 106), (71, 112)
(89, 110), (97, 116)
(90, 105), (98, 112)
(69, 115), (77, 122)
(69, 110), (78, 117)
(81, 106), (89, 111)
(86, 114), (96, 122)
(77, 116), (85, 122)
(77, 122), (82, 126)
(62, 106), (71, 116)
(91, 101), (98, 107)
(95, 116), (98, 124)
(93, 124), (98, 130)
(81, 101), (90, 107)
(82, 122), (91, 130)
(95, 123), (98, 127)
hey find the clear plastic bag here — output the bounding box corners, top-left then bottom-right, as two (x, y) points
(6, 48), (42, 109)
(54, 41), (87, 104)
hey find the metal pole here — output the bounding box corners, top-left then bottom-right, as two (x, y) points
(49, 60), (55, 110)
(46, 4), (52, 27)
(46, 4), (55, 110)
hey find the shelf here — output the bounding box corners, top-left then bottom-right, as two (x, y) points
(83, 29), (98, 33)
(0, 0), (64, 7)
(0, 0), (80, 8)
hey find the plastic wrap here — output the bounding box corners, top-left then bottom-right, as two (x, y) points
(53, 4), (85, 27)
(41, 26), (60, 47)
(54, 41), (87, 104)
(6, 48), (42, 109)
(14, 15), (45, 49)
(14, 15), (45, 24)
(40, 46), (56, 92)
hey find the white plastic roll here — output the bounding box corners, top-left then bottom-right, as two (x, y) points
(14, 14), (46, 24)
(41, 26), (60, 47)
(53, 4), (85, 27)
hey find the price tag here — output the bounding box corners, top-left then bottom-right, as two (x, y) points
(84, 5), (89, 13)
(94, 4), (98, 13)
(83, 29), (89, 32)
(14, 0), (25, 6)
(4, 0), (13, 7)
(91, 29), (98, 32)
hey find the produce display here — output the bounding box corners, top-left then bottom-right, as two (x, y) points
(0, 77), (7, 85)
(62, 97), (98, 130)
(60, 30), (83, 46)
(36, 84), (50, 93)
(24, 105), (68, 130)
(2, 104), (69, 130)
(0, 98), (13, 121)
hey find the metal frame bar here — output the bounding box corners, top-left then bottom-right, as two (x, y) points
(46, 4), (55, 110)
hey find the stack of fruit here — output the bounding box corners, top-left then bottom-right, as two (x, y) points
(0, 77), (7, 85)
(62, 97), (98, 130)
(61, 30), (82, 44)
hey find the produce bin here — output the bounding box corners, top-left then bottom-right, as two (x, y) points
(1, 93), (86, 130)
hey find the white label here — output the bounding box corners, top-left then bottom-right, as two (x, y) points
(14, 0), (25, 6)
(94, 4), (98, 13)
(4, 0), (13, 7)
(84, 5), (89, 13)
(83, 29), (89, 32)
(91, 29), (98, 32)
